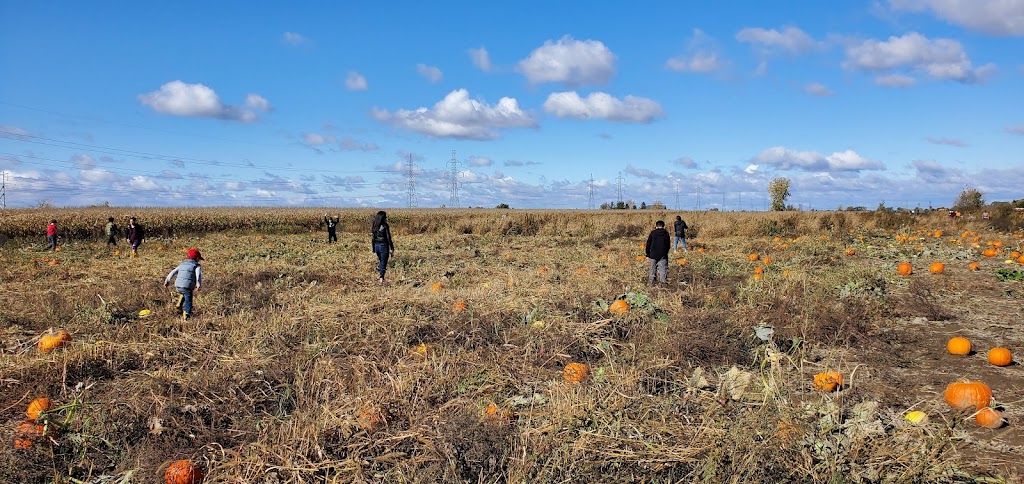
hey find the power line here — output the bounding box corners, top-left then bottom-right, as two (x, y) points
(406, 154), (416, 208)
(447, 150), (460, 208)
(587, 174), (594, 209)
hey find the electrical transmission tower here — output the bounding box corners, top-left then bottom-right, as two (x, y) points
(674, 185), (681, 210)
(406, 155), (416, 208)
(447, 150), (460, 207)
(587, 174), (595, 209)
(0, 171), (6, 209)
(615, 172), (624, 206)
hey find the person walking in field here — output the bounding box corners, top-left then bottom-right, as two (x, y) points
(125, 217), (144, 257)
(104, 217), (119, 247)
(646, 220), (671, 285)
(44, 219), (58, 251)
(325, 214), (339, 244)
(164, 248), (203, 321)
(371, 211), (395, 285)
(673, 215), (688, 252)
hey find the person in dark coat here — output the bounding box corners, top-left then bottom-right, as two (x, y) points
(125, 217), (144, 257)
(673, 215), (688, 252)
(371, 211), (395, 285)
(324, 214), (339, 243)
(645, 220), (671, 285)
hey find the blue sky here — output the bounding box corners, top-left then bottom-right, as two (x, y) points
(1, 1), (1022, 209)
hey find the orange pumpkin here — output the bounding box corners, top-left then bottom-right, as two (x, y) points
(928, 262), (945, 274)
(429, 282), (444, 292)
(813, 371), (843, 392)
(987, 348), (1012, 367)
(452, 300), (468, 313)
(676, 258), (687, 266)
(968, 262), (981, 271)
(845, 248), (856, 256)
(356, 406), (384, 432)
(1011, 251), (1021, 259)
(563, 362), (591, 383)
(38, 329), (71, 354)
(26, 398), (52, 420)
(753, 266), (764, 275)
(946, 336), (971, 355)
(944, 381), (992, 411)
(752, 272), (764, 281)
(483, 402), (511, 423)
(48, 259), (58, 265)
(1017, 254), (1024, 264)
(113, 250), (121, 256)
(897, 262), (913, 276)
(747, 253), (760, 262)
(609, 299), (630, 315)
(164, 459), (204, 484)
(975, 408), (1004, 429)
(982, 248), (997, 257)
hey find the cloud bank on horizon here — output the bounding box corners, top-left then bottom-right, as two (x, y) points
(0, 0), (1021, 210)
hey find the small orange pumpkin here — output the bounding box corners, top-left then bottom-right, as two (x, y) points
(676, 258), (687, 266)
(968, 262), (981, 271)
(538, 266), (548, 274)
(975, 408), (1004, 429)
(1017, 254), (1024, 264)
(356, 406), (384, 432)
(753, 266), (764, 275)
(48, 259), (58, 265)
(947, 336), (971, 355)
(982, 247), (997, 257)
(752, 272), (764, 281)
(164, 459), (204, 484)
(563, 362), (591, 383)
(1011, 251), (1021, 259)
(38, 329), (71, 354)
(813, 371), (843, 392)
(897, 262), (913, 275)
(928, 262), (945, 274)
(747, 253), (760, 262)
(845, 248), (856, 256)
(113, 250), (121, 256)
(987, 348), (1012, 367)
(762, 256), (772, 265)
(452, 300), (468, 313)
(429, 282), (444, 292)
(609, 299), (630, 315)
(944, 381), (992, 411)
(483, 402), (511, 423)
(26, 398), (52, 420)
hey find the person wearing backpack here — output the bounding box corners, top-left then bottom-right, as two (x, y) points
(371, 211), (395, 285)
(104, 217), (119, 247)
(673, 215), (688, 252)
(164, 248), (203, 320)
(125, 217), (144, 257)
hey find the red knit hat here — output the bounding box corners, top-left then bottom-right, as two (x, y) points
(187, 248), (204, 260)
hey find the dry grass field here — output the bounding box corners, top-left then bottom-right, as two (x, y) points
(1, 208), (1023, 483)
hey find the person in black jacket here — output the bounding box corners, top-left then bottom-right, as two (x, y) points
(324, 214), (339, 243)
(125, 217), (144, 257)
(645, 220), (671, 285)
(371, 211), (395, 285)
(673, 215), (688, 252)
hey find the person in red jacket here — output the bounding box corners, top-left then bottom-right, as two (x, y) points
(44, 219), (58, 251)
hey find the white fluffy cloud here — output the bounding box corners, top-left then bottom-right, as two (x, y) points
(874, 73), (917, 86)
(843, 32), (995, 83)
(345, 72), (368, 91)
(666, 29), (726, 73)
(804, 83), (835, 96)
(889, 0), (1024, 36)
(138, 81), (270, 122)
(516, 36), (616, 86)
(735, 27), (819, 54)
(542, 91), (664, 123)
(625, 164), (659, 179)
(372, 89), (536, 140)
(417, 63), (443, 82)
(754, 146), (884, 172)
(926, 136), (967, 147)
(468, 47), (491, 72)
(282, 32), (308, 45)
(467, 156), (492, 167)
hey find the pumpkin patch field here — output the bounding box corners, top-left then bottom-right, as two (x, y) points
(1, 207), (1023, 482)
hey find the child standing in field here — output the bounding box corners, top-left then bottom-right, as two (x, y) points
(104, 217), (119, 247)
(673, 215), (688, 252)
(164, 248), (203, 320)
(646, 220), (671, 285)
(325, 214), (339, 244)
(44, 219), (58, 251)
(371, 211), (394, 285)
(125, 217), (144, 257)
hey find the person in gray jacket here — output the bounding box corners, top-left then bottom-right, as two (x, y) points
(164, 248), (203, 320)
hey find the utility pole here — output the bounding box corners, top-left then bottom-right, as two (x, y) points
(0, 171), (6, 209)
(615, 172), (624, 206)
(447, 150), (460, 208)
(587, 174), (595, 209)
(674, 184), (681, 210)
(695, 185), (701, 210)
(406, 154), (416, 208)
